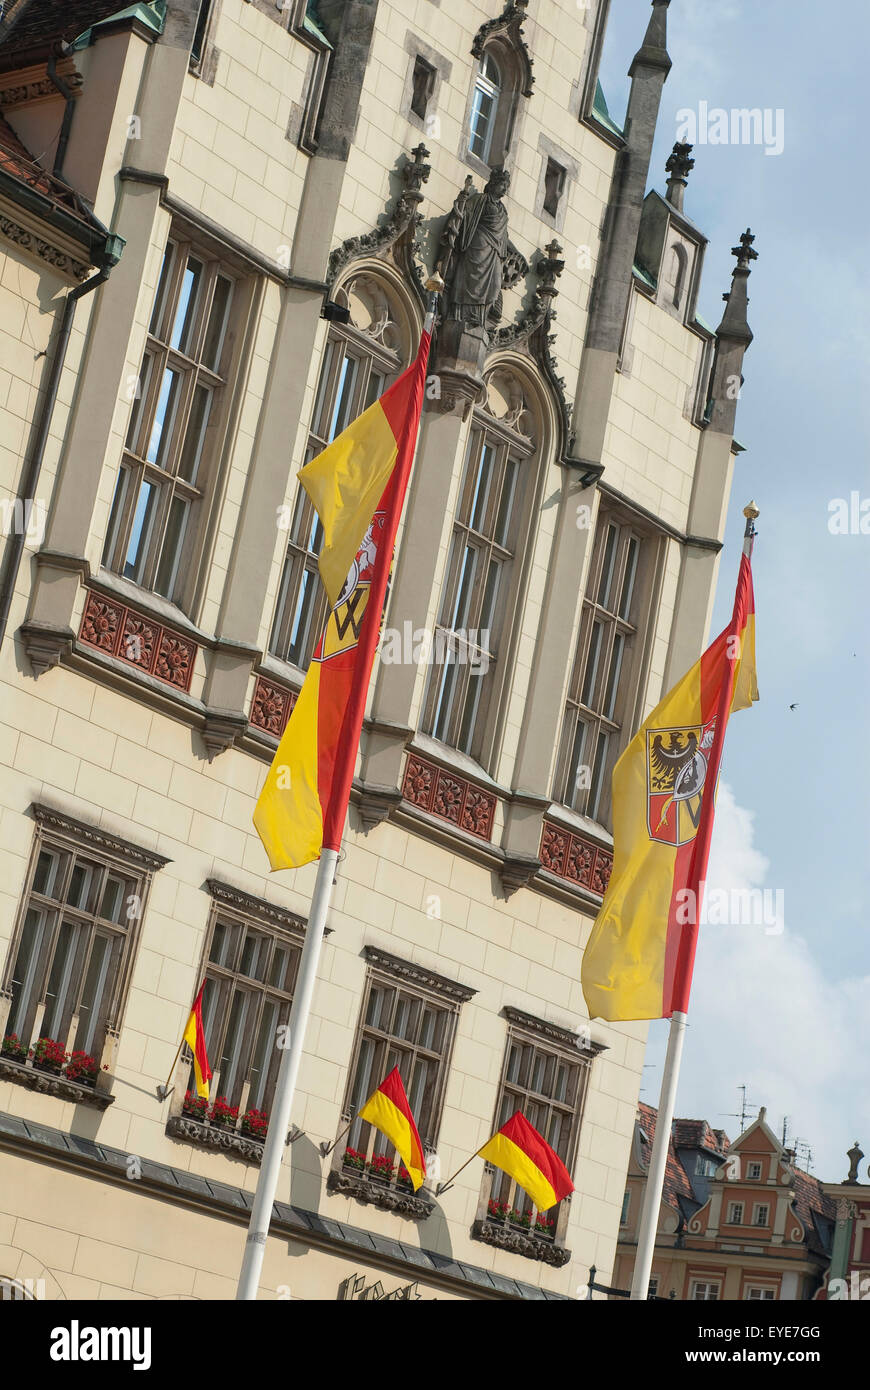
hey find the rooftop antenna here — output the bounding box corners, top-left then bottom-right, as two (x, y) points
(793, 1138), (814, 1173)
(721, 1084), (758, 1134)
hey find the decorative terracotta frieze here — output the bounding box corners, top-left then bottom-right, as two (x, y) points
(326, 1168), (434, 1220)
(79, 589), (197, 694)
(539, 821), (613, 897)
(250, 675), (298, 738)
(471, 1218), (570, 1268)
(402, 754), (497, 842)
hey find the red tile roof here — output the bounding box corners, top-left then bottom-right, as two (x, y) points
(0, 113), (99, 229)
(637, 1103), (696, 1209)
(792, 1168), (837, 1257)
(673, 1118), (730, 1155)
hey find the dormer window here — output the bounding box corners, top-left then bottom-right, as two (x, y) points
(469, 53), (502, 163)
(747, 1161), (763, 1179)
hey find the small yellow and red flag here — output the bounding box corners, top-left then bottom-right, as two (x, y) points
(581, 550), (758, 1023)
(478, 1111), (574, 1212)
(253, 328), (431, 870)
(183, 981), (212, 1100)
(358, 1066), (426, 1191)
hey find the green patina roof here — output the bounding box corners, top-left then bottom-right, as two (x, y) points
(304, 0), (332, 50)
(632, 260), (657, 291)
(695, 311), (717, 336)
(73, 0), (166, 50)
(592, 78), (624, 138)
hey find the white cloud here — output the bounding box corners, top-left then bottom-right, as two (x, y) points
(644, 783), (870, 1181)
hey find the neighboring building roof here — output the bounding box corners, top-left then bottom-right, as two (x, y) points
(637, 1102), (696, 1209)
(0, 0), (131, 60)
(792, 1168), (838, 1258)
(0, 112), (103, 234)
(673, 1118), (730, 1156)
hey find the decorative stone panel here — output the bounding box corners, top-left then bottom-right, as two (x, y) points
(79, 589), (197, 694)
(402, 754), (496, 842)
(250, 675), (298, 738)
(539, 821), (613, 897)
(0, 1056), (114, 1110)
(326, 1168), (434, 1220)
(166, 1113), (266, 1164)
(471, 1218), (570, 1267)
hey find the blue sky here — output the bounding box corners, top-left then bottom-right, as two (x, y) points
(599, 0), (870, 1179)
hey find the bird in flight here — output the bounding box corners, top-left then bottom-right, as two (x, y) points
(789, 703), (799, 711)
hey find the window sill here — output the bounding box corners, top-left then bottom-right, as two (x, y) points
(166, 1113), (266, 1163)
(327, 1167), (434, 1221)
(0, 1056), (114, 1110)
(471, 1218), (570, 1268)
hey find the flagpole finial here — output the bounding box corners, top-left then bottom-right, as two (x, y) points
(425, 270), (445, 293)
(743, 500), (759, 520)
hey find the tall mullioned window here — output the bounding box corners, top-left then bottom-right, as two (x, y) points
(270, 275), (410, 670)
(190, 890), (304, 1114)
(3, 809), (161, 1061)
(554, 510), (655, 825)
(423, 371), (536, 765)
(103, 233), (247, 612)
(478, 1015), (596, 1250)
(335, 948), (472, 1194)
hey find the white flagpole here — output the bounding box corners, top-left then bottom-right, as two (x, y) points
(629, 501), (758, 1301)
(629, 1010), (687, 1299)
(236, 847), (339, 1300)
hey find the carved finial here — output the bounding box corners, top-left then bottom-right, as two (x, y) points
(846, 1140), (864, 1184)
(535, 240), (564, 315)
(732, 228), (758, 272)
(758, 1105), (766, 1124)
(665, 142), (694, 211)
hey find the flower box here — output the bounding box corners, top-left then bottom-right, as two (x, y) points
(208, 1095), (239, 1129)
(181, 1089), (209, 1122)
(65, 1050), (98, 1085)
(368, 1153), (396, 1184)
(31, 1036), (68, 1074)
(342, 1146), (367, 1173)
(1, 1034), (28, 1063)
(240, 1107), (268, 1141)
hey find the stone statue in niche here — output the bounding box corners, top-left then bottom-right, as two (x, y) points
(438, 166), (527, 333)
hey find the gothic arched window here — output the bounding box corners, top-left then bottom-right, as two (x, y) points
(422, 365), (541, 765)
(269, 273), (415, 670)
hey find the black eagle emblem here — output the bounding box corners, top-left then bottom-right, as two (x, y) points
(650, 731), (700, 794)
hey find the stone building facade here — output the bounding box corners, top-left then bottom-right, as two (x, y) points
(0, 0), (756, 1300)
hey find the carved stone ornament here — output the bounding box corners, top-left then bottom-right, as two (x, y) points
(336, 273), (403, 356)
(471, 1217), (570, 1267)
(31, 802), (170, 872)
(471, 0), (535, 98)
(491, 239), (573, 458)
(0, 1054), (114, 1110)
(363, 944), (478, 1005)
(0, 211), (89, 280)
(166, 1113), (267, 1164)
(326, 143), (431, 300)
(327, 1167), (434, 1220)
(846, 1140), (865, 1184)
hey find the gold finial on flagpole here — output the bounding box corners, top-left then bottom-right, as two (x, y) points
(425, 270), (445, 293)
(743, 500), (759, 520)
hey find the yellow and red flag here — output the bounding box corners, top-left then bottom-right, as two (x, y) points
(479, 1111), (574, 1212)
(358, 1066), (426, 1191)
(183, 981), (212, 1099)
(253, 329), (431, 870)
(581, 550), (758, 1023)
